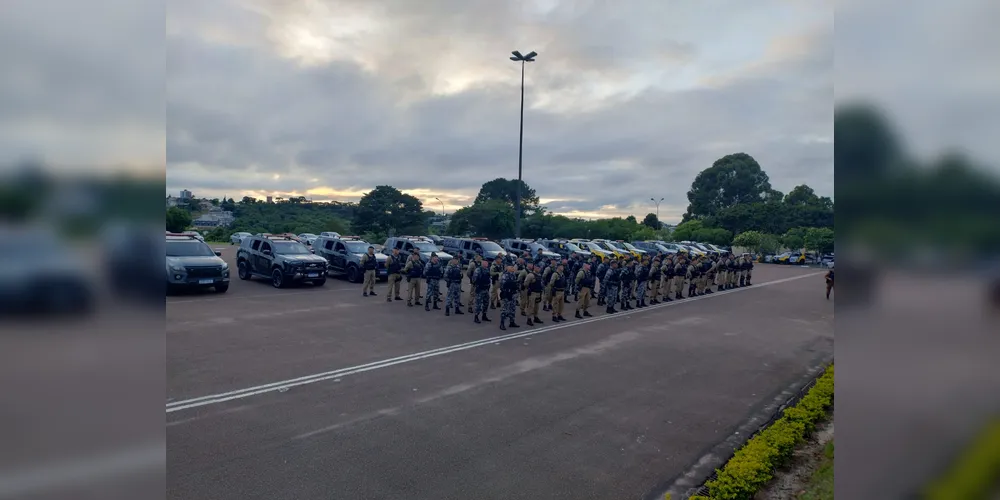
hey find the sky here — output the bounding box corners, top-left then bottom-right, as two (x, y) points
(161, 0), (835, 224)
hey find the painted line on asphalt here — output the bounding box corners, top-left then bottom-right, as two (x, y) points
(166, 272), (821, 413)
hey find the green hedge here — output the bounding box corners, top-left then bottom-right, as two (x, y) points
(924, 419), (1000, 500)
(687, 365), (835, 500)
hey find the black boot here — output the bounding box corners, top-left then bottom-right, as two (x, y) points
(386, 296), (392, 302)
(455, 307), (464, 315)
(425, 303), (430, 311)
(500, 318), (507, 330)
(583, 310), (592, 317)
(705, 289), (713, 294)
(415, 300), (422, 306)
(370, 291), (377, 296)
(407, 300), (413, 307)
(433, 302), (441, 310)
(552, 315), (559, 323)
(526, 317), (533, 326)
(533, 316), (543, 324)
(664, 296), (672, 302)
(363, 292), (368, 297)
(575, 311), (582, 319)
(482, 313), (492, 322)
(558, 315), (566, 321)
(395, 296), (403, 301)
(445, 307), (450, 316)
(508, 319), (519, 328)
(607, 306), (617, 314)
(474, 314), (481, 324)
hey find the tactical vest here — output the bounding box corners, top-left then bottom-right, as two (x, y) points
(362, 253), (378, 270)
(446, 265), (462, 283)
(527, 273), (543, 293)
(387, 255), (402, 274)
(501, 273), (518, 295)
(579, 270), (595, 289)
(636, 265), (649, 282)
(406, 260), (423, 278)
(474, 268), (491, 290)
(424, 262), (442, 279)
(604, 268), (620, 284)
(552, 272), (567, 291)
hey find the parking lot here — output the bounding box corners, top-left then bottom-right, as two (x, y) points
(168, 246), (834, 500)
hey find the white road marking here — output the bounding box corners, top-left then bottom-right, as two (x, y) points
(166, 273), (821, 414)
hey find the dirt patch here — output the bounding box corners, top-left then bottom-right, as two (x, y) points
(755, 408), (835, 500)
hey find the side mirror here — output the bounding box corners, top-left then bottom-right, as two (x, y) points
(214, 251), (222, 256)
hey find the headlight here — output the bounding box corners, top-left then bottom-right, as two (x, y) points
(170, 264), (185, 272)
(221, 262), (229, 271)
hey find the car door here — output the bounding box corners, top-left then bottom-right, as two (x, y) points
(317, 239), (335, 270)
(255, 241), (273, 274)
(332, 241), (348, 272)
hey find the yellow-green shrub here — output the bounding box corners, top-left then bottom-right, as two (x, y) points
(699, 365), (834, 500)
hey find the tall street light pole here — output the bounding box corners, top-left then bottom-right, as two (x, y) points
(651, 197), (664, 219)
(434, 197), (445, 215)
(510, 50), (537, 239)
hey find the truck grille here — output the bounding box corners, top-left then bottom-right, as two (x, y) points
(185, 266), (223, 278)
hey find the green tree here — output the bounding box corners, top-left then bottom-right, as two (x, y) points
(641, 213), (660, 229)
(447, 200), (515, 239)
(758, 233), (782, 254)
(625, 215), (638, 224)
(166, 206), (192, 233)
(804, 227), (835, 253)
(353, 186), (425, 236)
(631, 226), (659, 241)
(671, 219), (703, 242)
(473, 178), (540, 217)
(684, 152), (773, 220)
(732, 230), (764, 251)
(782, 227), (808, 251)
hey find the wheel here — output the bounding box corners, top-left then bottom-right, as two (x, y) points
(271, 269), (286, 288)
(312, 278), (326, 287)
(237, 260), (251, 280)
(215, 284), (229, 293)
(346, 265), (360, 283)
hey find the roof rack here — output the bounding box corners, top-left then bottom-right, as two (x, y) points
(471, 237), (489, 241)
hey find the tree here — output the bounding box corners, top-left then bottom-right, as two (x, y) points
(641, 213), (660, 229)
(447, 200), (515, 239)
(240, 196), (258, 205)
(625, 215), (637, 224)
(782, 227), (808, 251)
(474, 178), (540, 216)
(353, 185), (426, 236)
(631, 226), (659, 241)
(732, 230), (763, 251)
(784, 185), (818, 206)
(671, 219), (703, 242)
(683, 153), (773, 220)
(804, 227), (835, 254)
(166, 207), (192, 233)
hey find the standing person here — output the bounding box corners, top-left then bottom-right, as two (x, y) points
(595, 258), (609, 306)
(746, 255), (755, 286)
(360, 246), (379, 297)
(541, 258), (556, 312)
(548, 263), (568, 322)
(499, 264), (520, 330)
(422, 254), (443, 311)
(649, 257), (661, 304)
(660, 256), (674, 302)
(472, 259), (493, 323)
(443, 257), (465, 316)
(729, 254), (739, 289)
(465, 254), (482, 313)
(402, 252), (423, 307)
(603, 261), (621, 314)
(825, 268), (834, 300)
(687, 256), (699, 297)
(673, 255), (687, 300)
(740, 255), (750, 286)
(517, 263), (529, 317)
(635, 258), (650, 308)
(534, 247), (546, 267)
(384, 247), (404, 302)
(574, 262), (595, 318)
(523, 263), (544, 326)
(716, 253), (729, 292)
(620, 260), (635, 310)
(489, 256), (504, 309)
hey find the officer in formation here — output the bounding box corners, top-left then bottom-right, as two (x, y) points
(574, 261), (594, 318)
(540, 258), (555, 312)
(422, 253), (443, 311)
(619, 260), (635, 311)
(648, 257), (662, 304)
(360, 246), (379, 297)
(548, 263), (568, 322)
(444, 257), (465, 315)
(472, 259), (493, 323)
(634, 258), (649, 308)
(489, 256), (504, 309)
(595, 258), (609, 306)
(603, 260), (621, 314)
(522, 263), (544, 325)
(384, 247), (404, 301)
(498, 263), (520, 330)
(465, 254), (483, 313)
(402, 251), (424, 307)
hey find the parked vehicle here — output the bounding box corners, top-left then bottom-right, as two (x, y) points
(230, 232), (251, 245)
(1, 227), (95, 314)
(314, 235), (387, 283)
(571, 239), (614, 262)
(442, 237), (507, 265)
(500, 239), (561, 260)
(236, 233), (328, 288)
(382, 236), (453, 264)
(297, 233), (318, 246)
(589, 239), (629, 258)
(319, 231), (341, 238)
(537, 239), (592, 259)
(166, 232), (230, 293)
(617, 241), (648, 258)
(632, 241), (676, 255)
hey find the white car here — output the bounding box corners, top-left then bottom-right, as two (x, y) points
(319, 231), (341, 238)
(297, 233), (318, 246)
(182, 231), (205, 242)
(230, 232), (252, 245)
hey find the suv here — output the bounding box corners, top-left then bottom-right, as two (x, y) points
(382, 236), (453, 264)
(297, 233), (319, 246)
(442, 237), (507, 265)
(617, 241), (648, 258)
(166, 232), (230, 293)
(632, 241), (674, 255)
(570, 239), (613, 262)
(500, 239), (560, 260)
(589, 239), (629, 258)
(314, 235), (387, 283)
(536, 239), (592, 259)
(236, 233), (328, 288)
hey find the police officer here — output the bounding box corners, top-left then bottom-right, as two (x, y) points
(444, 257), (465, 316)
(541, 258), (556, 312)
(595, 258), (609, 306)
(727, 253), (738, 289)
(489, 256), (504, 309)
(499, 263), (520, 330)
(687, 256), (700, 297)
(359, 246), (379, 297)
(716, 253), (728, 292)
(402, 251), (424, 306)
(603, 260), (621, 314)
(619, 259), (635, 310)
(384, 247), (404, 302)
(673, 255), (687, 300)
(705, 255), (718, 295)
(575, 262), (595, 318)
(635, 258), (650, 308)
(465, 254), (482, 313)
(472, 259), (493, 323)
(660, 255), (674, 302)
(548, 263), (568, 322)
(523, 263), (544, 326)
(562, 258), (574, 303)
(740, 255), (750, 287)
(422, 253), (443, 311)
(533, 247), (546, 267)
(825, 267), (834, 299)
(517, 262), (529, 317)
(745, 255), (754, 286)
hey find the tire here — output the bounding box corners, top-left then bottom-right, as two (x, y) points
(346, 265), (360, 283)
(313, 278), (326, 287)
(271, 269), (286, 288)
(237, 260), (251, 280)
(216, 283), (229, 293)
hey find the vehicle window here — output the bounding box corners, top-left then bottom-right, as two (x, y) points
(394, 241), (404, 250)
(344, 242), (369, 253)
(479, 241), (502, 252)
(463, 241), (472, 250)
(564, 243), (582, 252)
(472, 243), (482, 252)
(324, 240), (334, 250)
(335, 242), (346, 252)
(404, 242), (414, 251)
(260, 242), (271, 253)
(412, 241), (437, 252)
(251, 240), (261, 251)
(166, 241), (216, 257)
(271, 241), (311, 254)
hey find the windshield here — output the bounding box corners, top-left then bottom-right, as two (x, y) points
(479, 241), (503, 252)
(167, 240), (216, 257)
(622, 242), (640, 251)
(345, 241), (371, 253)
(272, 241), (312, 254)
(580, 242), (601, 252)
(412, 241), (438, 252)
(300, 233), (317, 238)
(564, 242), (584, 252)
(602, 241), (625, 252)
(527, 243), (548, 254)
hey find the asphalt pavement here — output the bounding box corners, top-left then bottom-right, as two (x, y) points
(168, 248), (833, 500)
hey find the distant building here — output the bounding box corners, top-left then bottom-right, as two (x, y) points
(266, 196), (273, 204)
(166, 196), (178, 208)
(179, 189), (193, 199)
(192, 210), (235, 228)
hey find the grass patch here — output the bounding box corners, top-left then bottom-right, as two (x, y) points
(686, 364), (835, 500)
(798, 440), (834, 500)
